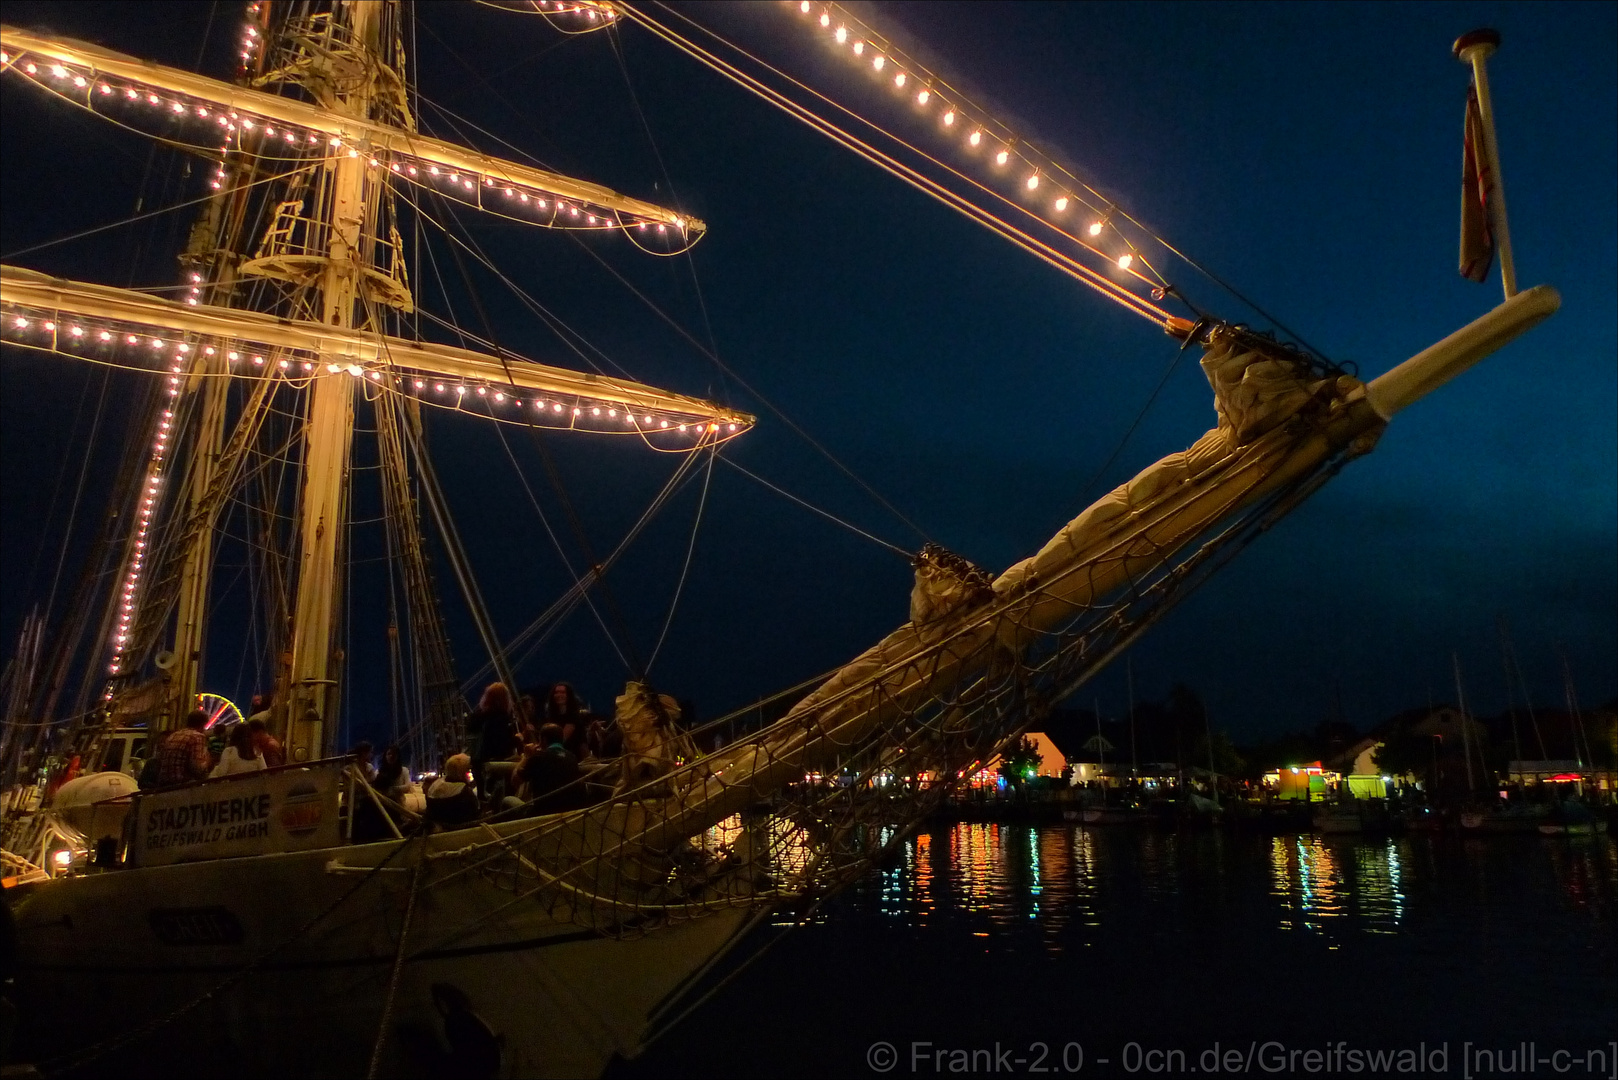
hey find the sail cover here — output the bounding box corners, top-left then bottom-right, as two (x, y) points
(589, 328), (1387, 859)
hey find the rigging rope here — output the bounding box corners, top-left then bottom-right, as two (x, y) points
(645, 444), (715, 674)
(618, 3), (1172, 328)
(718, 454), (911, 559)
(562, 231), (937, 546)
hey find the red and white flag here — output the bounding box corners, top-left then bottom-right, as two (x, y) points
(1458, 84), (1496, 283)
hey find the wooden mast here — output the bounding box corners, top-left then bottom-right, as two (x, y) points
(281, 1), (382, 762)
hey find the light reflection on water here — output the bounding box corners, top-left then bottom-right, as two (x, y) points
(1268, 836), (1406, 937)
(622, 823), (1617, 1077)
(848, 823), (1612, 957)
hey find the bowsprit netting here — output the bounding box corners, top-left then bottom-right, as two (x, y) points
(407, 326), (1388, 938)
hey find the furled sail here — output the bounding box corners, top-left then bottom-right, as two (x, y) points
(504, 328), (1390, 916)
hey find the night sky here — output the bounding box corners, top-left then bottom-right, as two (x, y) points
(1, 1), (1612, 751)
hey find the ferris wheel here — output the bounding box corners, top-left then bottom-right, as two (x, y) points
(198, 693), (244, 730)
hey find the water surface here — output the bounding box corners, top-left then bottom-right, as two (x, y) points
(618, 825), (1617, 1077)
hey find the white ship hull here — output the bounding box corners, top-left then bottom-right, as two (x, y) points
(10, 822), (760, 1078)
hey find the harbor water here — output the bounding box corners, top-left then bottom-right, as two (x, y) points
(618, 825), (1618, 1077)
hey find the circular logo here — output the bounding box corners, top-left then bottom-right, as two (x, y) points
(867, 1041), (897, 1073)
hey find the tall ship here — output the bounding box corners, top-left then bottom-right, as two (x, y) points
(0, 4), (1556, 1077)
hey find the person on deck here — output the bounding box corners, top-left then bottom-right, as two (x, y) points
(509, 723), (585, 815)
(546, 682), (590, 761)
(466, 683), (519, 802)
(517, 693), (539, 750)
(426, 754), (480, 829)
(156, 709), (215, 786)
(351, 740), (376, 782)
(375, 745), (411, 798)
(210, 723), (266, 778)
(246, 717), (285, 768)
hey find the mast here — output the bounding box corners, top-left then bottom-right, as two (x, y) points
(2, 5), (737, 768)
(1452, 652), (1476, 795)
(281, 1), (382, 762)
(169, 364), (228, 724)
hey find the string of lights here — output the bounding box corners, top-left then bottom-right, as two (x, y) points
(0, 28), (702, 246)
(474, 0), (621, 35)
(103, 1), (270, 683)
(616, 3), (1174, 328)
(1, 309), (749, 443)
(780, 1), (1175, 288)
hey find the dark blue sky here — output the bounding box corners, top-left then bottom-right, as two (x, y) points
(1, 1), (1612, 745)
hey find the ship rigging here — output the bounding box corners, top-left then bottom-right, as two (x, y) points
(0, 3), (1560, 1077)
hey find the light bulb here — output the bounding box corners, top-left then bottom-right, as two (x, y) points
(853, 41), (864, 56)
(873, 55), (885, 71)
(969, 130), (982, 146)
(1026, 173), (1040, 190)
(1117, 253), (1134, 270)
(995, 149), (1009, 166)
(799, 0), (809, 11)
(835, 26), (847, 43)
(943, 110), (955, 126)
(1055, 196), (1068, 211)
(1088, 221), (1103, 237)
(819, 11), (829, 27)
(894, 72), (907, 88)
(917, 89), (930, 105)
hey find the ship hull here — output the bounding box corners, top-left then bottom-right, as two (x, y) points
(9, 824), (760, 1078)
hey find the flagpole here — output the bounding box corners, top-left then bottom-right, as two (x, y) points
(1455, 28), (1517, 299)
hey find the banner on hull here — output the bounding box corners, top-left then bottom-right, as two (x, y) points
(130, 761), (343, 866)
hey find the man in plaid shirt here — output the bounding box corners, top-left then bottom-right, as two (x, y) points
(155, 708), (215, 786)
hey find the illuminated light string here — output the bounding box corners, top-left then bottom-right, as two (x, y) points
(0, 308), (751, 444)
(618, 6), (1170, 326)
(486, 0), (619, 35)
(105, 4), (266, 683)
(0, 51), (696, 248)
(787, 1), (1171, 293)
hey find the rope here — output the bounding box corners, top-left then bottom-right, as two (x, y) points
(620, 4), (1172, 327)
(1073, 316), (1211, 504)
(563, 233), (937, 545)
(1, 158), (320, 261)
(366, 837), (425, 1079)
(650, 3), (1175, 298)
(487, 416), (632, 672)
(718, 454), (912, 559)
(646, 445), (716, 673)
